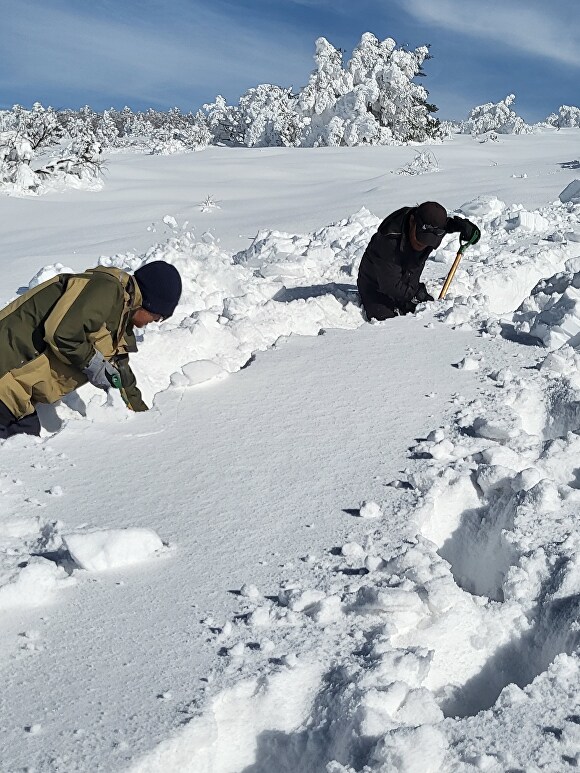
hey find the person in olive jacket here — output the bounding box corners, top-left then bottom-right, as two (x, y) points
(357, 201), (480, 321)
(0, 260), (182, 439)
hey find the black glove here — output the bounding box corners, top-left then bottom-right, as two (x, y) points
(415, 282), (434, 303)
(82, 350), (121, 391)
(446, 216), (481, 244)
(399, 301), (417, 315)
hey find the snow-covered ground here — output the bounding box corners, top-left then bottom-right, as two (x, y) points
(2, 130), (580, 772)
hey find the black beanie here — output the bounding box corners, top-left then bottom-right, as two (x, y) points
(134, 261), (182, 318)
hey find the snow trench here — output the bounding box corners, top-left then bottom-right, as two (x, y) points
(5, 193), (580, 772)
(127, 196), (580, 772)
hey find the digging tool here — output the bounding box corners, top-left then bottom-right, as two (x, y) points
(109, 372), (132, 409)
(438, 229), (480, 300)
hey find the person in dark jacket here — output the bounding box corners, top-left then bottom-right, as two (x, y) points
(357, 201), (480, 321)
(0, 260), (182, 439)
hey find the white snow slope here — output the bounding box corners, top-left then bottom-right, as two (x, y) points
(2, 130), (580, 772)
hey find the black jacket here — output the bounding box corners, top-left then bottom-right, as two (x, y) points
(357, 206), (431, 312)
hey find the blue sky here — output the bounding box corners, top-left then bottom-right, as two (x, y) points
(0, 0), (578, 121)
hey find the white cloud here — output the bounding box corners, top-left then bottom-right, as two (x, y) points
(398, 0), (579, 67)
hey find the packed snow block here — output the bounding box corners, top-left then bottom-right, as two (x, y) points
(513, 210), (549, 232)
(371, 724), (448, 773)
(179, 360), (227, 387)
(458, 195), (505, 221)
(359, 500), (382, 519)
(530, 285), (580, 349)
(471, 412), (520, 442)
(560, 179), (580, 204)
(455, 356), (480, 371)
(63, 528), (164, 571)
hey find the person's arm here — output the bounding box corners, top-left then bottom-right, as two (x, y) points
(114, 355), (148, 412)
(446, 216), (481, 243)
(375, 256), (422, 307)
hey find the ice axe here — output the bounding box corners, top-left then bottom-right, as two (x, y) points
(438, 228), (480, 300)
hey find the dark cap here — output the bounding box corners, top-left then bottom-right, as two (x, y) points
(413, 201), (448, 248)
(134, 260), (182, 319)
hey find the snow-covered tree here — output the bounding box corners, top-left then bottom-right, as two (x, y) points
(202, 95), (242, 145)
(371, 44), (440, 142)
(300, 33), (440, 147)
(546, 105), (580, 128)
(461, 94), (531, 135)
(2, 102), (65, 150)
(349, 32), (396, 87)
(298, 38), (353, 118)
(238, 85), (303, 147)
(98, 109), (121, 144)
(0, 131), (37, 190)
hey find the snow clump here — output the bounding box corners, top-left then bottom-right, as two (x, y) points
(63, 528), (165, 571)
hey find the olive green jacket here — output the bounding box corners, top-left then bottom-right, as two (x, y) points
(0, 266), (148, 418)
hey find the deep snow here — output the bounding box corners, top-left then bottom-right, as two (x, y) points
(1, 130), (580, 772)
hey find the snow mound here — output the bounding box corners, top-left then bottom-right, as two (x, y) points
(0, 558), (74, 610)
(435, 194), (580, 323)
(91, 218), (367, 403)
(28, 262), (75, 289)
(128, 660), (324, 773)
(63, 528), (164, 571)
(457, 194), (505, 222)
(513, 258), (580, 349)
(232, 207), (378, 281)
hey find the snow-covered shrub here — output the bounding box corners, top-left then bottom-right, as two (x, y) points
(62, 105), (211, 153)
(438, 120), (460, 137)
(460, 94), (531, 135)
(146, 108), (211, 154)
(199, 195), (221, 212)
(0, 103), (70, 193)
(396, 150), (439, 175)
(0, 131), (38, 191)
(478, 131), (499, 143)
(546, 105), (580, 129)
(0, 127), (105, 195)
(202, 96), (242, 146)
(34, 137), (104, 181)
(1, 102), (65, 151)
